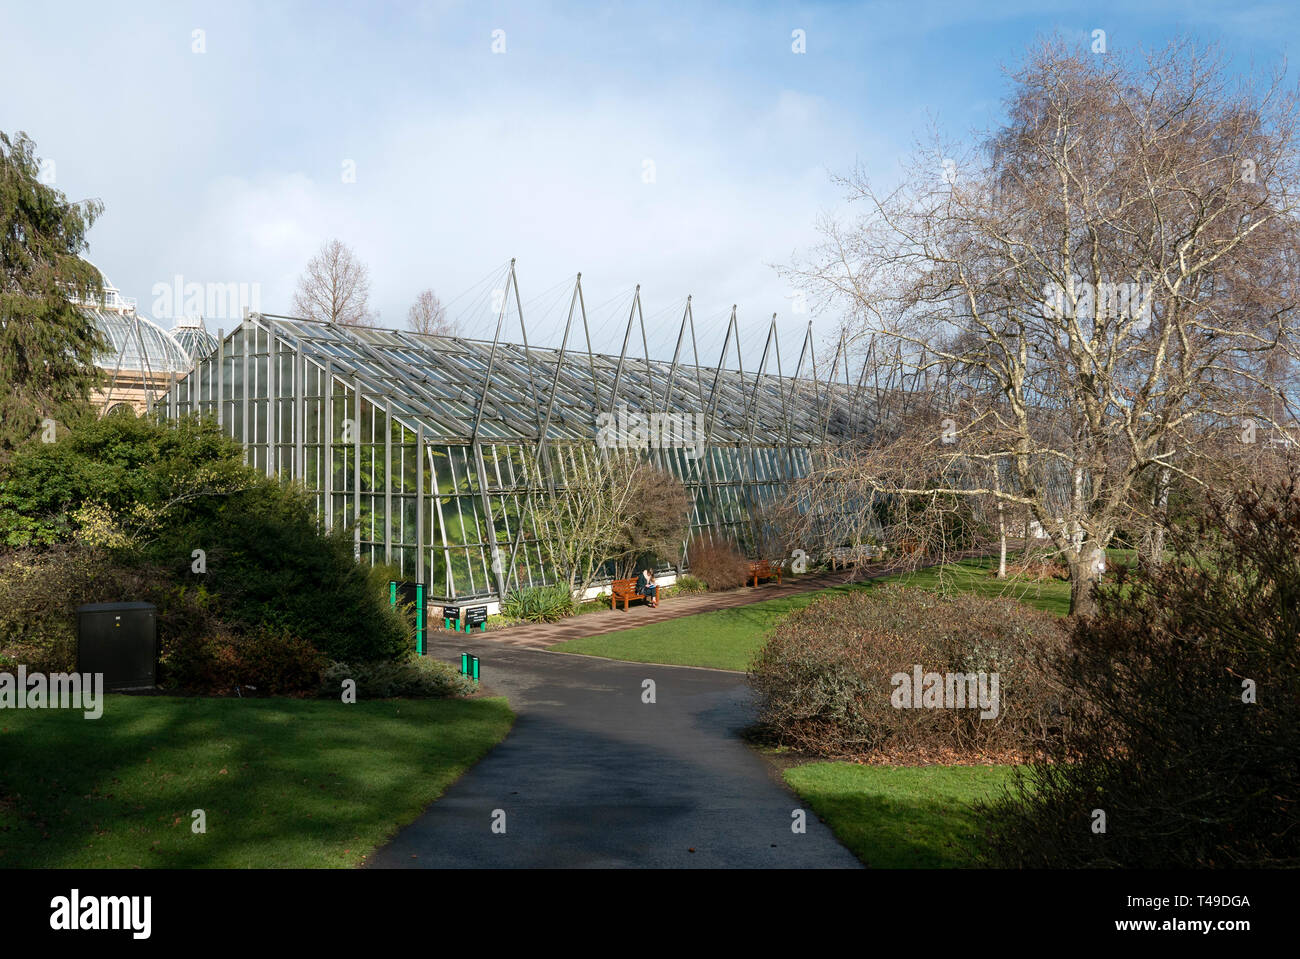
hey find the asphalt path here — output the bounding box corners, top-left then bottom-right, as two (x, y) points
(366, 633), (862, 869)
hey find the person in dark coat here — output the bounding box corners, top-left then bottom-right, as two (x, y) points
(636, 568), (659, 607)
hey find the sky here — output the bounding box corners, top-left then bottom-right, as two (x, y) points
(1, 0), (1295, 365)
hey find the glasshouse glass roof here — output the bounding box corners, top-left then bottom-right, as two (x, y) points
(256, 314), (869, 447)
(91, 308), (193, 375)
(162, 301), (879, 596)
(169, 316), (219, 362)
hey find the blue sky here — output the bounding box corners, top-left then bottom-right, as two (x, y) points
(1, 0), (1294, 363)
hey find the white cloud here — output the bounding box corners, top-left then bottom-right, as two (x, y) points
(140, 83), (856, 361)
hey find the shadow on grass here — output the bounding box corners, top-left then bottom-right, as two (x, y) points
(0, 694), (513, 868)
(783, 762), (1018, 868)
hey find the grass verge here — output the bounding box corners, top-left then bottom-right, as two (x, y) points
(549, 555), (1076, 670)
(784, 762), (1017, 867)
(0, 694), (514, 868)
(888, 557), (1072, 617)
(549, 583), (866, 671)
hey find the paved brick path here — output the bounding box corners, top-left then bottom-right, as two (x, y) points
(462, 564), (898, 650)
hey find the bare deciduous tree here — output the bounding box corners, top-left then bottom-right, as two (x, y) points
(407, 288), (458, 336)
(530, 450), (689, 598)
(785, 38), (1300, 616)
(292, 239), (374, 327)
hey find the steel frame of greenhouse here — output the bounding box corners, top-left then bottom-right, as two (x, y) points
(160, 262), (883, 604)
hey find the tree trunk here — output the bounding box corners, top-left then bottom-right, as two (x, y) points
(992, 462), (1007, 578)
(996, 500), (1007, 579)
(1140, 458), (1172, 568)
(1150, 464), (1170, 565)
(1068, 543), (1105, 617)
(1068, 558), (1099, 617)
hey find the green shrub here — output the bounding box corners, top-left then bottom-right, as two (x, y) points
(750, 584), (1068, 759)
(0, 411), (250, 548)
(144, 478), (409, 664)
(0, 540), (330, 695)
(687, 539), (750, 590)
(320, 656), (473, 699)
(0, 414), (411, 681)
(501, 583), (575, 623)
(980, 480), (1300, 868)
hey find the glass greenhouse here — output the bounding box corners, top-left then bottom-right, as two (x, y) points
(87, 305), (194, 416)
(160, 274), (875, 603)
(92, 308), (193, 378)
(169, 315), (220, 363)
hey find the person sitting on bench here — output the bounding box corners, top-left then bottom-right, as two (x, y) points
(636, 568), (659, 607)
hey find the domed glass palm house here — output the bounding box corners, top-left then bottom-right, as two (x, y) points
(169, 315), (220, 362)
(80, 265), (194, 414)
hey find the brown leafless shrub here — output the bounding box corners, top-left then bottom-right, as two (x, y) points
(750, 585), (1069, 760)
(686, 538), (750, 590)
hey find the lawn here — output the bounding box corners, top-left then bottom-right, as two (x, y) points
(549, 554), (1076, 670)
(548, 583), (869, 671)
(784, 762), (1017, 867)
(889, 556), (1073, 617)
(0, 694), (514, 868)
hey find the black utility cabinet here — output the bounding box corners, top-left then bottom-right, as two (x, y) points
(76, 602), (157, 691)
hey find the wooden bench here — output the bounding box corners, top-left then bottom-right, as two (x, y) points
(610, 577), (650, 610)
(825, 545), (877, 570)
(748, 560), (782, 587)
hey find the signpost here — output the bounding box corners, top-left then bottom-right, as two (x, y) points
(459, 652), (480, 682)
(443, 605), (486, 631)
(388, 581), (428, 656)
